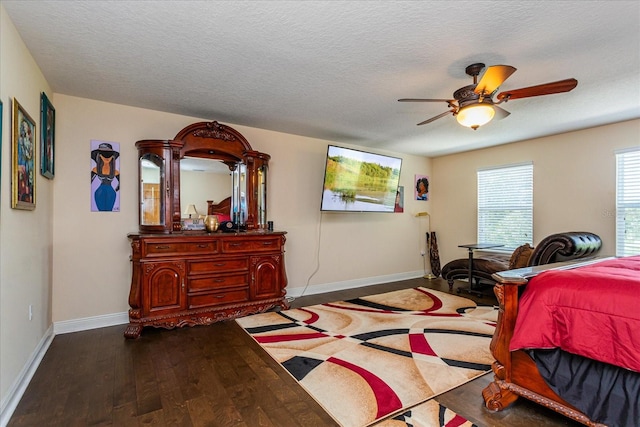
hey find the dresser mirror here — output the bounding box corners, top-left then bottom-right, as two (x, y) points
(136, 121), (270, 233)
(129, 121), (285, 339)
(179, 156), (231, 219)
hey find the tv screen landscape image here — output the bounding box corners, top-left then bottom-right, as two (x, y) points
(320, 145), (402, 212)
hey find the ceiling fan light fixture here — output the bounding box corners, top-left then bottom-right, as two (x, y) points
(456, 103), (495, 130)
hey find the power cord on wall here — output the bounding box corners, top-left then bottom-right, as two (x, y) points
(285, 210), (324, 303)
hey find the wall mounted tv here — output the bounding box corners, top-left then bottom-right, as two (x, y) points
(320, 145), (402, 212)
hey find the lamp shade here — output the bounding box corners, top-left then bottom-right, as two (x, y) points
(184, 204), (198, 217)
(456, 103), (495, 129)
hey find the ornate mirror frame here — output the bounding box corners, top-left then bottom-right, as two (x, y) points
(136, 121), (270, 233)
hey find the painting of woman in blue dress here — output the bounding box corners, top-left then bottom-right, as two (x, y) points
(90, 141), (120, 212)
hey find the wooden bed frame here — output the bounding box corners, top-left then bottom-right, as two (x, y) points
(481, 258), (612, 427)
(207, 196), (231, 217)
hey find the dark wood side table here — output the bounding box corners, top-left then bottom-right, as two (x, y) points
(457, 243), (505, 295)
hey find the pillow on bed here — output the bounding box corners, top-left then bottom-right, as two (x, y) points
(509, 243), (533, 269)
(216, 214), (232, 222)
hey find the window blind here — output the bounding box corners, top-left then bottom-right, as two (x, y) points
(616, 148), (640, 256)
(477, 163), (533, 252)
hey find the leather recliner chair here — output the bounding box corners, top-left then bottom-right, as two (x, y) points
(441, 231), (602, 292)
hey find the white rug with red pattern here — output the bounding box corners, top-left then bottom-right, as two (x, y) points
(236, 287), (496, 427)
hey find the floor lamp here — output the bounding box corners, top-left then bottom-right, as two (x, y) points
(415, 212), (437, 280)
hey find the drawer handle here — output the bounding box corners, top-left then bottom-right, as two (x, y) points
(215, 279), (225, 283)
(155, 245), (170, 249)
(196, 244), (208, 248)
(214, 263), (226, 267)
(216, 294), (225, 299)
(262, 242), (273, 246)
(229, 243), (242, 247)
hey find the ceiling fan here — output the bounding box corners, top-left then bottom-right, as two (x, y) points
(398, 63), (578, 130)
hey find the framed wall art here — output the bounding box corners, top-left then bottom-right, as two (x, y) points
(415, 174), (430, 201)
(394, 185), (404, 213)
(40, 92), (55, 179)
(90, 140), (120, 212)
(12, 98), (36, 210)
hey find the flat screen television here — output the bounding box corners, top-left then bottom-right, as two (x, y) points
(320, 145), (402, 212)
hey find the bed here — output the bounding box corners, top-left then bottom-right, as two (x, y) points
(482, 255), (640, 427)
(206, 197), (232, 222)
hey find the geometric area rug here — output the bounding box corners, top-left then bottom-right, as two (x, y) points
(374, 399), (479, 427)
(236, 287), (497, 427)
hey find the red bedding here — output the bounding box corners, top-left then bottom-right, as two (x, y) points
(510, 255), (640, 373)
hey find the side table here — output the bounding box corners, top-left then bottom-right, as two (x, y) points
(456, 243), (504, 295)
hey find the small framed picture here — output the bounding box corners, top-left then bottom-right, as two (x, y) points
(415, 174), (429, 201)
(12, 98), (36, 210)
(181, 218), (206, 231)
(40, 93), (55, 179)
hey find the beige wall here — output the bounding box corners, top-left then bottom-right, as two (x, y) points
(180, 170), (229, 217)
(51, 94), (432, 323)
(0, 5), (54, 407)
(431, 119), (640, 265)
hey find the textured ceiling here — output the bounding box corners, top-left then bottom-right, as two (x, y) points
(3, 1), (639, 157)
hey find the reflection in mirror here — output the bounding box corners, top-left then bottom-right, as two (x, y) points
(140, 153), (164, 226)
(231, 163), (247, 225)
(180, 157), (231, 218)
(257, 164), (268, 227)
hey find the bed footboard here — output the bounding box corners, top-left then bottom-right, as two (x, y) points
(482, 258), (610, 427)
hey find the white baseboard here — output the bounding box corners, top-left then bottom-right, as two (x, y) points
(0, 326), (54, 427)
(286, 270), (425, 298)
(1, 312), (130, 426)
(51, 272), (425, 335)
(0, 272), (424, 425)
(53, 311), (129, 335)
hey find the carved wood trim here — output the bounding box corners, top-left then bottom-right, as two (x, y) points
(192, 121), (238, 141)
(125, 297), (286, 338)
(493, 379), (606, 427)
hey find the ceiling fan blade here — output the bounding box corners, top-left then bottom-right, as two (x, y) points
(496, 78), (578, 101)
(493, 105), (510, 120)
(475, 65), (517, 95)
(398, 98), (453, 103)
(416, 110), (454, 126)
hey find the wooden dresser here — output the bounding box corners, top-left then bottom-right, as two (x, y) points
(125, 231), (288, 338)
(127, 120), (287, 338)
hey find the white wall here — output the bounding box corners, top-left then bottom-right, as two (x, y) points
(431, 119), (640, 265)
(0, 4), (54, 414)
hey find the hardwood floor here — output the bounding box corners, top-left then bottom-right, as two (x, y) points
(8, 278), (581, 426)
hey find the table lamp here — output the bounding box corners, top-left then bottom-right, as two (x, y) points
(184, 204), (198, 218)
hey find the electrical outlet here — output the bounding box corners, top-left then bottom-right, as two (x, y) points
(29, 305), (33, 321)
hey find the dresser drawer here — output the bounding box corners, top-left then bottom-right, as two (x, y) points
(188, 288), (249, 309)
(188, 258), (248, 274)
(222, 237), (281, 254)
(144, 240), (218, 256)
(189, 273), (249, 292)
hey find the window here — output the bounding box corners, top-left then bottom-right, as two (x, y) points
(616, 148), (640, 256)
(478, 162), (533, 252)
